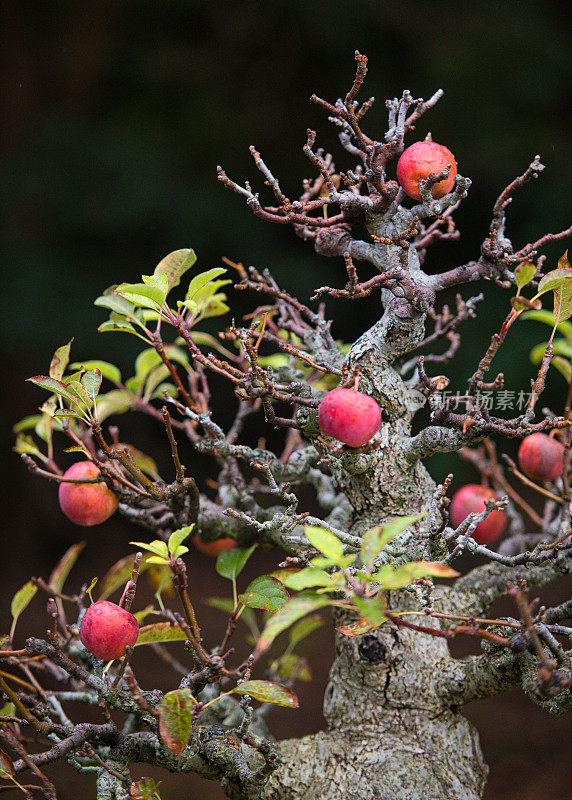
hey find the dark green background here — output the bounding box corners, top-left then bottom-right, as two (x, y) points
(1, 2), (570, 798)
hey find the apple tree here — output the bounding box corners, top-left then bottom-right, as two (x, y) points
(3, 53), (572, 800)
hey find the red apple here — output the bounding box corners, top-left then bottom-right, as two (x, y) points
(396, 141), (457, 201)
(449, 484), (507, 545)
(79, 600), (138, 660)
(192, 534), (238, 557)
(518, 433), (564, 483)
(318, 388), (381, 448)
(58, 461), (118, 526)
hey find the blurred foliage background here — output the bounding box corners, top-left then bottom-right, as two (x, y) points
(1, 1), (570, 798)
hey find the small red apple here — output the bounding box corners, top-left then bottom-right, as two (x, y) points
(396, 141), (457, 201)
(518, 433), (564, 483)
(192, 534), (238, 557)
(318, 388), (381, 448)
(58, 461), (118, 526)
(79, 600), (138, 660)
(449, 484), (507, 545)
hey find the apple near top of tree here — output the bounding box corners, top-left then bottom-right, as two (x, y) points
(449, 484), (508, 544)
(79, 600), (139, 661)
(318, 387), (382, 448)
(518, 432), (564, 483)
(396, 141), (457, 200)
(58, 461), (119, 526)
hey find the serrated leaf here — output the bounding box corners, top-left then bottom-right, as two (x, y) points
(98, 554), (153, 601)
(49, 541), (86, 595)
(81, 369), (102, 398)
(215, 545), (257, 580)
(305, 526), (344, 561)
(66, 380), (94, 408)
(553, 280), (572, 324)
(238, 576), (289, 613)
(255, 594), (331, 655)
(10, 581), (37, 640)
(70, 360), (122, 384)
(142, 273), (169, 296)
(135, 622), (188, 647)
(130, 540), (170, 559)
(116, 282), (166, 309)
(372, 561), (459, 589)
(360, 513), (425, 566)
(49, 340), (73, 381)
(230, 680), (298, 708)
(288, 614), (325, 649)
(168, 526), (194, 557)
(186, 268), (227, 302)
(272, 567), (337, 591)
(353, 596), (387, 626)
(537, 267), (572, 296)
(336, 617), (378, 637)
(154, 248), (197, 290)
(98, 320), (146, 339)
(159, 688), (195, 755)
(27, 376), (80, 407)
(52, 408), (86, 420)
(514, 262), (536, 289)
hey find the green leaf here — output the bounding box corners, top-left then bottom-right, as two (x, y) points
(49, 542), (86, 595)
(49, 340), (73, 381)
(95, 289), (140, 318)
(0, 636), (9, 647)
(26, 376), (81, 407)
(154, 248), (197, 290)
(168, 526), (194, 557)
(360, 514), (425, 566)
(514, 261), (536, 289)
(200, 297), (230, 318)
(130, 776), (163, 799)
(13, 433), (47, 461)
(304, 526), (344, 561)
(552, 356), (572, 383)
(145, 556), (171, 565)
(521, 310), (572, 343)
(130, 540), (170, 559)
(159, 688), (195, 755)
(98, 320), (147, 340)
(288, 614), (325, 649)
(98, 554), (153, 601)
(272, 567), (337, 591)
(372, 561), (459, 589)
(215, 545), (257, 581)
(186, 268), (227, 301)
(95, 390), (131, 422)
(135, 622), (188, 647)
(52, 408), (86, 420)
(255, 594), (331, 654)
(353, 596), (387, 626)
(142, 273), (169, 296)
(13, 415), (42, 433)
(272, 653), (312, 682)
(116, 282), (166, 309)
(10, 581), (37, 640)
(537, 267), (572, 296)
(530, 339), (572, 364)
(309, 554), (355, 569)
(81, 369), (102, 399)
(70, 360), (122, 384)
(66, 380), (94, 408)
(230, 680), (298, 708)
(238, 576), (289, 613)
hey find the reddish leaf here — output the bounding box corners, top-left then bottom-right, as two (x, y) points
(159, 689), (195, 755)
(230, 680), (299, 708)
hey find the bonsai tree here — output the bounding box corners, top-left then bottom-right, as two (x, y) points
(3, 52), (571, 800)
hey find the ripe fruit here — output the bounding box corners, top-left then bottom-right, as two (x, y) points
(192, 534), (238, 557)
(396, 141), (457, 201)
(449, 484), (507, 545)
(318, 387), (381, 448)
(79, 601), (138, 660)
(58, 461), (118, 526)
(518, 433), (564, 483)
